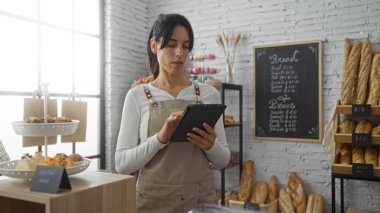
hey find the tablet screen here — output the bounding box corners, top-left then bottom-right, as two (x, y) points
(170, 104), (226, 142)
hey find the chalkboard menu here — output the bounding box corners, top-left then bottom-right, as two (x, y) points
(253, 41), (322, 142)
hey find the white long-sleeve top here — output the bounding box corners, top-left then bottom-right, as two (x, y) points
(115, 83), (230, 174)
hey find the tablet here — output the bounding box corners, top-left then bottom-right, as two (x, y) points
(170, 104), (226, 142)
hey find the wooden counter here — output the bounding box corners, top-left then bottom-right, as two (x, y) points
(0, 171), (136, 213)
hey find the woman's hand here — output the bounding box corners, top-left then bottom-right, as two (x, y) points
(156, 111), (183, 144)
(187, 123), (216, 150)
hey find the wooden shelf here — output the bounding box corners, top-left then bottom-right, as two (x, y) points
(334, 134), (380, 144)
(336, 104), (380, 115)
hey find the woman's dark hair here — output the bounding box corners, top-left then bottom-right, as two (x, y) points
(147, 14), (194, 79)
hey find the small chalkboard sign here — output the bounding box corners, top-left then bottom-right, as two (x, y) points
(352, 133), (372, 147)
(352, 104), (371, 117)
(31, 166), (71, 193)
(244, 202), (260, 210)
(352, 163), (373, 179)
(253, 40), (322, 142)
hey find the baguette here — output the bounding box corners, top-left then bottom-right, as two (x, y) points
(367, 54), (380, 105)
(237, 160), (254, 201)
(341, 41), (362, 105)
(249, 181), (268, 204)
(305, 194), (324, 213)
(355, 38), (372, 104)
(267, 175), (279, 203)
(279, 188), (295, 213)
(287, 172), (306, 213)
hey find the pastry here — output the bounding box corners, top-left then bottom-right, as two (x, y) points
(16, 154), (37, 171)
(355, 38), (372, 104)
(339, 144), (352, 165)
(341, 41), (362, 105)
(237, 160), (254, 202)
(24, 116), (43, 123)
(365, 147), (378, 167)
(305, 194), (324, 213)
(367, 54), (380, 105)
(338, 120), (356, 133)
(267, 175), (279, 203)
(69, 153), (83, 162)
(249, 181), (268, 204)
(279, 188), (295, 213)
(53, 116), (72, 123)
(355, 119), (373, 133)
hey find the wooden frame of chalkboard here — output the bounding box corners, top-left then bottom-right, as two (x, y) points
(253, 40), (322, 142)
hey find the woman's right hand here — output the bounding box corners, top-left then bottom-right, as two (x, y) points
(156, 111), (183, 144)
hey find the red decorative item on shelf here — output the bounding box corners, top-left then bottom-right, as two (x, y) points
(189, 53), (216, 60)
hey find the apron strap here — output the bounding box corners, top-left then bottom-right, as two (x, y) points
(192, 82), (202, 104)
(143, 86), (158, 107)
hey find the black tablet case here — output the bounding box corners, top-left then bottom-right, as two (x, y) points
(170, 104), (226, 142)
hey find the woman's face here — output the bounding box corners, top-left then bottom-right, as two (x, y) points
(154, 26), (191, 76)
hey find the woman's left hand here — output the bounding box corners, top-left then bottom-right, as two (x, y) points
(187, 122), (216, 150)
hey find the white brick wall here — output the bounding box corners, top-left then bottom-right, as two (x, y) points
(106, 0), (380, 211)
(104, 0), (148, 170)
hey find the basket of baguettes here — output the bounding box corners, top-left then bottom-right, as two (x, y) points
(216, 160), (323, 213)
(332, 37), (380, 177)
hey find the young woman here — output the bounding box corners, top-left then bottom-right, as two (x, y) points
(115, 13), (230, 213)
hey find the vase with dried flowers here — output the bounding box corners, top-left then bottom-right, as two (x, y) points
(216, 30), (242, 84)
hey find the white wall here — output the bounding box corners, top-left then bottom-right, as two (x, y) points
(106, 0), (380, 211)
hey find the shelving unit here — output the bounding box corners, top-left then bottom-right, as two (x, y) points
(220, 83), (243, 206)
(331, 102), (380, 213)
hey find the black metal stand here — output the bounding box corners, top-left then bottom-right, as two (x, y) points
(220, 83), (243, 206)
(331, 173), (380, 213)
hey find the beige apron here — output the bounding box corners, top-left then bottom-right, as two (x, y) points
(136, 83), (215, 213)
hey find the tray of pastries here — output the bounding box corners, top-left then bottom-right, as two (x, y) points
(0, 152), (90, 180)
(12, 116), (79, 136)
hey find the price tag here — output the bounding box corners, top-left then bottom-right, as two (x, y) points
(31, 166), (71, 194)
(352, 104), (371, 117)
(352, 163), (373, 179)
(352, 133), (372, 147)
(244, 202), (260, 210)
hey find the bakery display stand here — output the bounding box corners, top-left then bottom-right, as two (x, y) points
(188, 43), (217, 83)
(0, 83), (88, 180)
(331, 101), (380, 213)
(220, 83), (243, 206)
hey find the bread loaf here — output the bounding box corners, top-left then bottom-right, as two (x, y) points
(267, 175), (279, 203)
(365, 147), (378, 167)
(338, 119), (356, 133)
(238, 160), (254, 201)
(355, 38), (373, 104)
(355, 119), (373, 133)
(339, 144), (352, 165)
(249, 181), (268, 204)
(352, 147), (365, 163)
(367, 54), (380, 105)
(287, 172), (306, 213)
(341, 41), (362, 105)
(305, 194), (324, 213)
(279, 188), (295, 213)
(372, 124), (380, 135)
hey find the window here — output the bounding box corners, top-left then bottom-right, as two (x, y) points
(0, 0), (103, 170)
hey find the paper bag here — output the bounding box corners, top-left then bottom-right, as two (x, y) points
(61, 100), (87, 143)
